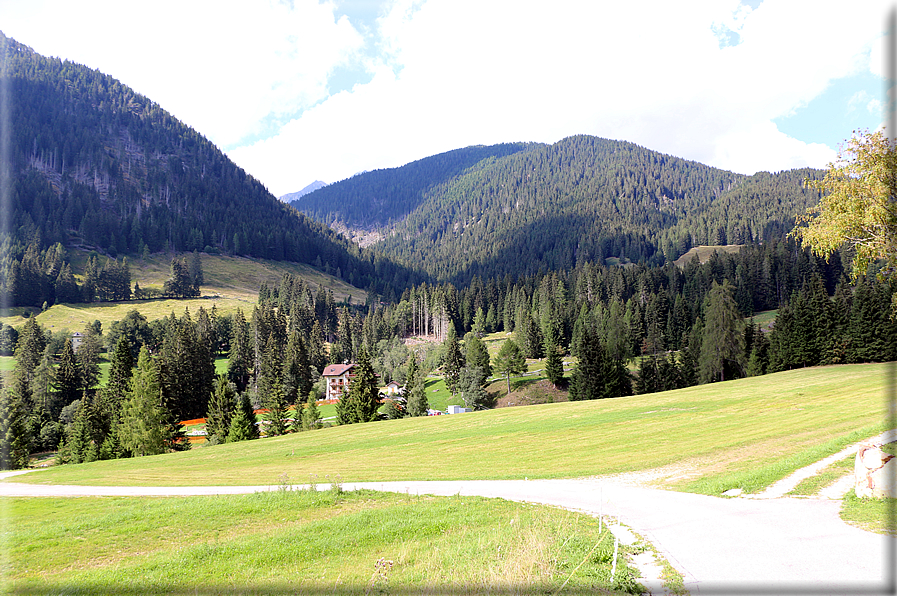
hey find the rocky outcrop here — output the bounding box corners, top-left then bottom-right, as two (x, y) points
(854, 443), (896, 499)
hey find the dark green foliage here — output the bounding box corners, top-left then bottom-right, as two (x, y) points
(460, 366), (490, 409)
(700, 281), (745, 383)
(206, 376), (235, 444)
(464, 333), (492, 379)
(300, 395), (322, 430)
(227, 393), (259, 442)
(543, 326), (565, 388)
(335, 348), (379, 424)
(228, 309), (252, 393)
(106, 310), (152, 360)
(283, 332), (312, 405)
(404, 354), (428, 417)
(442, 328), (464, 395)
(259, 335), (288, 436)
(119, 347), (167, 458)
(159, 311), (215, 421)
(54, 338), (81, 409)
(164, 257), (199, 298)
(569, 326), (632, 401)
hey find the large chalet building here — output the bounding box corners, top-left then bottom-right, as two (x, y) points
(322, 363), (356, 401)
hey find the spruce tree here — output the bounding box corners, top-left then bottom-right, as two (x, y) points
(227, 393), (259, 442)
(54, 338), (81, 410)
(568, 327), (607, 401)
(228, 309), (252, 392)
(464, 333), (492, 379)
(442, 327), (464, 395)
(543, 326), (564, 388)
(335, 348), (379, 424)
(206, 376), (235, 444)
(404, 354), (428, 417)
(699, 281), (745, 383)
(120, 347), (167, 458)
(301, 395), (322, 430)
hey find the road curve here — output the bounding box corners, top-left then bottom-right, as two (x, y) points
(1, 472), (893, 594)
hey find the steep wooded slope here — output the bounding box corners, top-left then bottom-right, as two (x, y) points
(0, 32), (414, 294)
(293, 135), (822, 283)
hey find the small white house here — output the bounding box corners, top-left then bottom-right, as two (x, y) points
(383, 380), (403, 396)
(447, 405), (471, 414)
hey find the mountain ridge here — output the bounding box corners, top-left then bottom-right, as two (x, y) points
(290, 134), (823, 284)
(0, 31), (418, 301)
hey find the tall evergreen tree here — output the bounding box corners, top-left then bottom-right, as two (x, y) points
(120, 347), (167, 458)
(335, 347), (380, 424)
(228, 309), (252, 392)
(442, 327), (464, 396)
(206, 376), (235, 444)
(568, 327), (607, 401)
(700, 281), (745, 383)
(54, 338), (81, 410)
(543, 326), (565, 388)
(404, 354), (429, 417)
(227, 393), (259, 442)
(492, 339), (526, 395)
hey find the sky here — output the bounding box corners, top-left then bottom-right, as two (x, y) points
(0, 0), (890, 197)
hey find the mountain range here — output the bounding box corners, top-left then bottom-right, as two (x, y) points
(0, 31), (414, 296)
(1, 29), (825, 295)
(290, 136), (823, 284)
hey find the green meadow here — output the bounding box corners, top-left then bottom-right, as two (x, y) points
(14, 363), (890, 494)
(4, 489), (644, 595)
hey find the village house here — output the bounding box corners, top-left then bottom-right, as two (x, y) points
(382, 380), (403, 396)
(322, 363), (356, 401)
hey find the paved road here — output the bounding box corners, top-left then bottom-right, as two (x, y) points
(2, 472), (893, 594)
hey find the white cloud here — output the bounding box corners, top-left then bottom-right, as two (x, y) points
(0, 0), (365, 148)
(1, 0), (889, 195)
(231, 0), (886, 194)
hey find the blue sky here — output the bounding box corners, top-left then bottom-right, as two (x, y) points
(0, 0), (888, 196)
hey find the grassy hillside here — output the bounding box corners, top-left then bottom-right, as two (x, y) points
(15, 363), (890, 495)
(0, 251), (367, 332)
(673, 244), (744, 267)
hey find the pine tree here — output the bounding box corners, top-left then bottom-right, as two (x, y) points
(228, 309), (252, 392)
(568, 327), (607, 401)
(227, 393), (259, 442)
(543, 326), (564, 388)
(492, 339), (526, 395)
(460, 366), (489, 409)
(120, 347), (167, 458)
(442, 327), (464, 395)
(301, 394), (322, 430)
(55, 338), (81, 410)
(404, 354), (428, 417)
(700, 281), (745, 383)
(464, 333), (492, 379)
(335, 348), (379, 424)
(259, 335), (288, 436)
(77, 323), (102, 392)
(206, 376), (235, 444)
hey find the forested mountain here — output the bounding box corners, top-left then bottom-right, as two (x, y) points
(0, 32), (416, 302)
(292, 136), (823, 284)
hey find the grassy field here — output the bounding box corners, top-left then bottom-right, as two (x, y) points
(13, 363), (890, 495)
(673, 244), (744, 267)
(0, 252), (367, 332)
(3, 489), (644, 595)
(840, 490), (897, 535)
